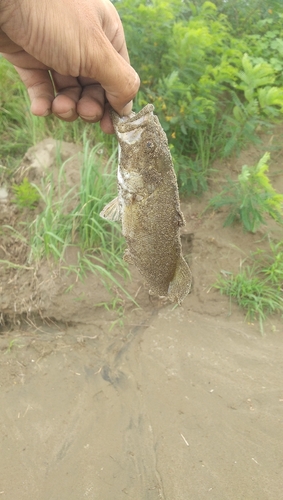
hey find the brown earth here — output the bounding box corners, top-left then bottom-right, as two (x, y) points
(0, 132), (283, 499)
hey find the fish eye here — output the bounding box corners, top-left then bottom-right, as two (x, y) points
(146, 141), (154, 149)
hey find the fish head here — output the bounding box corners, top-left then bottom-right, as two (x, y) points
(111, 105), (171, 176)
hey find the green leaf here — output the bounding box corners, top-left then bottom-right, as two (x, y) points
(258, 87), (283, 111)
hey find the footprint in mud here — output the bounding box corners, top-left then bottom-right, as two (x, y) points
(100, 364), (128, 388)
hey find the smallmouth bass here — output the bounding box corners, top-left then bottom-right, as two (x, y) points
(100, 104), (192, 304)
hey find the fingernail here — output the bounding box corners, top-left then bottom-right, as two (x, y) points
(121, 102), (133, 116)
(58, 110), (74, 119)
(80, 115), (99, 122)
(42, 109), (51, 117)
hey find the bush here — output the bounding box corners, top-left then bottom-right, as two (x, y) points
(207, 153), (283, 232)
(114, 0), (283, 194)
(215, 237), (283, 333)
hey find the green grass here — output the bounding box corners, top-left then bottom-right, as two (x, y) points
(0, 57), (137, 310)
(26, 137), (136, 302)
(2, 138), (137, 306)
(29, 139), (120, 258)
(2, 52), (283, 322)
(0, 57), (113, 173)
(254, 239), (283, 288)
(12, 177), (40, 209)
(215, 239), (283, 333)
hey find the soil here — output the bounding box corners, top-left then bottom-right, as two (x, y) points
(0, 132), (283, 499)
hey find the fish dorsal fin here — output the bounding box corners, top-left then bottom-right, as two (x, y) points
(100, 197), (120, 222)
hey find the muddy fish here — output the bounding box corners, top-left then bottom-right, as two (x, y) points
(100, 104), (192, 304)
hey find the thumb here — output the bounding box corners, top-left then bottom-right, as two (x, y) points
(87, 35), (140, 116)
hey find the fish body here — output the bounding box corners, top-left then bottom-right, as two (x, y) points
(100, 104), (192, 304)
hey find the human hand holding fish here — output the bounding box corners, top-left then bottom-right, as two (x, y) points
(100, 104), (192, 304)
(0, 0), (139, 132)
(0, 0), (189, 302)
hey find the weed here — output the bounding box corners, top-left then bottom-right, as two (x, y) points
(25, 137), (137, 305)
(216, 266), (283, 334)
(0, 259), (33, 270)
(29, 165), (76, 260)
(77, 253), (137, 306)
(3, 1), (283, 193)
(114, 0), (283, 192)
(207, 153), (283, 232)
(253, 239), (283, 288)
(96, 295), (126, 330)
(12, 177), (40, 209)
(0, 57), (113, 177)
(174, 156), (208, 196)
(5, 339), (17, 354)
(2, 225), (28, 244)
(215, 238), (283, 333)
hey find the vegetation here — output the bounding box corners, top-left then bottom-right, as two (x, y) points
(0, 57), (112, 170)
(12, 177), (40, 209)
(207, 153), (283, 232)
(215, 239), (283, 334)
(114, 0), (283, 329)
(1, 0), (283, 328)
(114, 0), (283, 195)
(0, 60), (129, 306)
(2, 1), (283, 190)
(26, 139), (134, 301)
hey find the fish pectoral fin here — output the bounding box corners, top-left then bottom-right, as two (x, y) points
(168, 256), (192, 304)
(100, 197), (120, 222)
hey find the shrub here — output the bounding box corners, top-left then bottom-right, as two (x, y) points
(207, 153), (283, 232)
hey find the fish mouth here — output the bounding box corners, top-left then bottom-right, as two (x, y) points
(112, 104), (155, 136)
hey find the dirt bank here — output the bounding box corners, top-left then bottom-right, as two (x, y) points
(0, 133), (283, 499)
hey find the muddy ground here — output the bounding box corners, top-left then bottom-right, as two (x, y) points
(0, 133), (283, 499)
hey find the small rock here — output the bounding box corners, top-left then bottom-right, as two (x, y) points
(0, 186), (8, 203)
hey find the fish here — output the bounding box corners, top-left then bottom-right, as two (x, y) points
(100, 104), (192, 304)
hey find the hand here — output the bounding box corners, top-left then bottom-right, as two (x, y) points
(0, 0), (140, 132)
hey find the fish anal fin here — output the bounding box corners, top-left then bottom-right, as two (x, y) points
(100, 197), (120, 222)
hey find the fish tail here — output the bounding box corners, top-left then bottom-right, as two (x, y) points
(168, 257), (192, 304)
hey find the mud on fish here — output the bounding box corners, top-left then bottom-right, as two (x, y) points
(100, 104), (192, 304)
